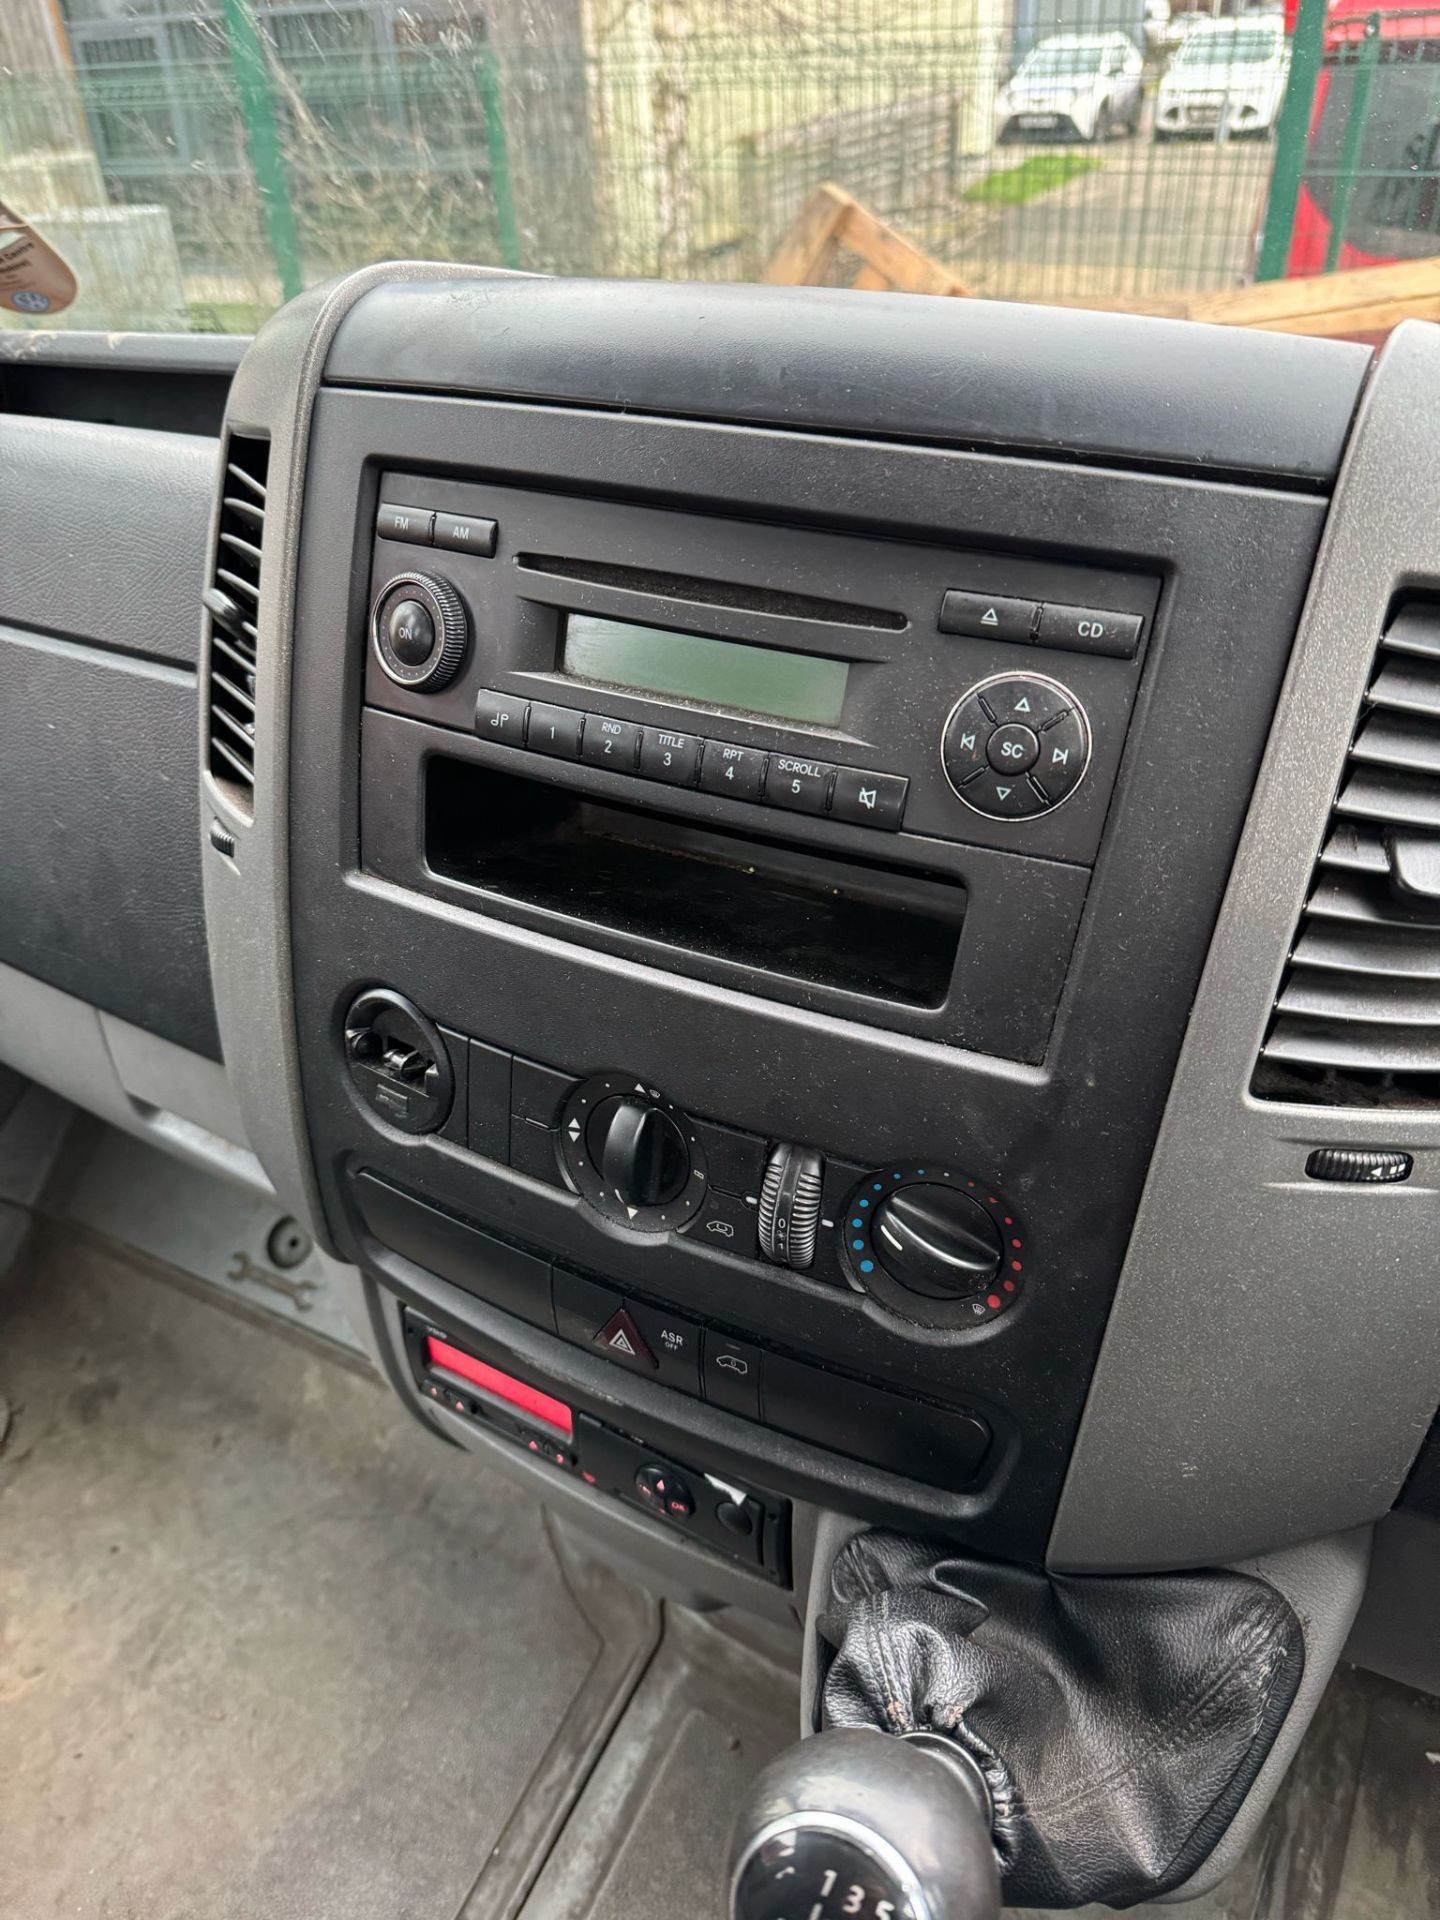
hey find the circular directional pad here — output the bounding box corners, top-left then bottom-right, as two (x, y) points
(942, 673), (1091, 820)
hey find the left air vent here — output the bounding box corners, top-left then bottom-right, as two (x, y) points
(1254, 604), (1440, 1107)
(202, 432), (269, 808)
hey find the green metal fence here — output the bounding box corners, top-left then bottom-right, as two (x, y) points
(3, 0), (1440, 332)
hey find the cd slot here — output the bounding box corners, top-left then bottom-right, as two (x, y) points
(425, 757), (964, 1009)
(515, 553), (905, 632)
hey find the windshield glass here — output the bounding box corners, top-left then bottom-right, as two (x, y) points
(1018, 46), (1109, 78)
(0, 0), (1435, 341)
(1176, 24), (1285, 66)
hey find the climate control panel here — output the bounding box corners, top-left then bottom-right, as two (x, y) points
(342, 990), (1029, 1329)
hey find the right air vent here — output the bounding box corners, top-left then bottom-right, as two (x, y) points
(1255, 605), (1440, 1107)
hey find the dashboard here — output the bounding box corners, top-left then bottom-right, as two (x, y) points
(3, 276), (1440, 1650)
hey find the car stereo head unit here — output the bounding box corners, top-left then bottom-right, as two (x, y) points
(359, 470), (1157, 1062)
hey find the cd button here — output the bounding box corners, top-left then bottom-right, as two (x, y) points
(830, 767), (907, 830)
(1032, 710), (1089, 802)
(581, 714), (642, 772)
(528, 703), (584, 759)
(475, 689), (528, 745)
(699, 741), (767, 802)
(766, 755), (834, 814)
(1036, 602), (1141, 658)
(962, 769), (1049, 818)
(640, 730), (702, 784)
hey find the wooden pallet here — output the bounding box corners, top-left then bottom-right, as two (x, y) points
(762, 181), (1440, 337)
(762, 182), (970, 296)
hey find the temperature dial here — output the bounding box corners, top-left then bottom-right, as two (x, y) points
(842, 1164), (1026, 1327)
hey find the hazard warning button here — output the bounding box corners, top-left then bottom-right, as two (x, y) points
(937, 589), (1038, 645)
(593, 1307), (658, 1371)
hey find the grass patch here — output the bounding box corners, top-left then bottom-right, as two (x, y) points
(962, 151), (1104, 209)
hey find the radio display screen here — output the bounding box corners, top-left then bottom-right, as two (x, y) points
(562, 611), (849, 727)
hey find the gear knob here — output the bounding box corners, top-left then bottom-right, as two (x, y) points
(729, 1728), (1000, 1920)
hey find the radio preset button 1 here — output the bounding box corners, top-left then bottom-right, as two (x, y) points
(699, 741), (767, 802)
(641, 730), (702, 784)
(582, 714), (643, 771)
(938, 589), (1037, 643)
(831, 766), (908, 830)
(475, 689), (527, 744)
(1036, 601), (1141, 659)
(433, 511), (497, 557)
(529, 703), (584, 759)
(767, 755), (834, 814)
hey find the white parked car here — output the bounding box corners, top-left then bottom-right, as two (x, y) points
(996, 33), (1145, 144)
(1154, 14), (1291, 139)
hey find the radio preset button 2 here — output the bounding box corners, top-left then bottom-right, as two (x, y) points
(582, 714), (643, 771)
(938, 589), (1037, 643)
(831, 767), (907, 830)
(767, 755), (834, 814)
(641, 730), (702, 784)
(699, 741), (767, 802)
(528, 703), (584, 759)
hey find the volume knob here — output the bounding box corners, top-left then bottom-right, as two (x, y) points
(372, 571), (469, 691)
(758, 1144), (824, 1270)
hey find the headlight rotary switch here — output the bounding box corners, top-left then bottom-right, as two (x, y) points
(758, 1143), (825, 1270)
(371, 571), (469, 691)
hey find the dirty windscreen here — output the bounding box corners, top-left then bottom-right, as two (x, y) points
(1, 0), (1438, 337)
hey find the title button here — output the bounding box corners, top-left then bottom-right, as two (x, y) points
(640, 730), (701, 785)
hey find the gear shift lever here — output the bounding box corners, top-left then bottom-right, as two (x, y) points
(729, 1728), (1000, 1920)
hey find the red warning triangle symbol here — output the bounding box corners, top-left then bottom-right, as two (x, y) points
(595, 1308), (657, 1369)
